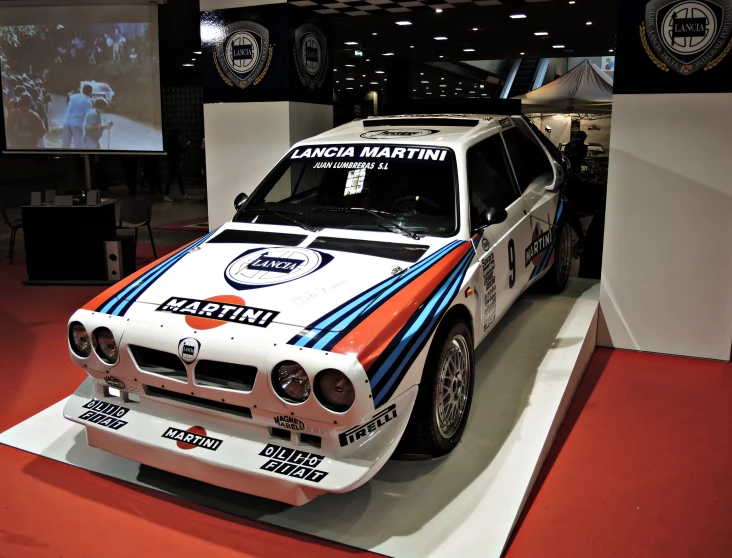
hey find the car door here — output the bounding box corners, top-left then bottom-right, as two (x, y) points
(467, 134), (532, 341)
(501, 121), (561, 283)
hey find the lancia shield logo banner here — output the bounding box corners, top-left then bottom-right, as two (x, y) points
(293, 24), (328, 90)
(215, 21), (272, 89)
(642, 0), (732, 75)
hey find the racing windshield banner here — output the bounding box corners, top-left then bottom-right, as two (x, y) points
(290, 144), (450, 162)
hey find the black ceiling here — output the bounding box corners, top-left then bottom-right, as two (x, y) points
(159, 0), (616, 88)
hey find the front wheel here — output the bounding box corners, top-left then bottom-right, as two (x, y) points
(537, 221), (571, 293)
(398, 321), (475, 457)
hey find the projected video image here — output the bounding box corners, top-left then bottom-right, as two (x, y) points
(1, 22), (162, 151)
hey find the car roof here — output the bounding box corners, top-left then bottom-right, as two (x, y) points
(295, 114), (514, 150)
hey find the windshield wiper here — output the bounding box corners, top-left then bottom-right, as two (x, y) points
(314, 207), (421, 240)
(245, 207), (319, 233)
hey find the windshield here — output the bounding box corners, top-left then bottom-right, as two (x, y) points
(234, 143), (458, 237)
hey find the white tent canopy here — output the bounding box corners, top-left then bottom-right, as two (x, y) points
(513, 59), (613, 114)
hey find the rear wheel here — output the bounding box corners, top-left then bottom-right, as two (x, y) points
(398, 320), (475, 456)
(537, 221), (571, 293)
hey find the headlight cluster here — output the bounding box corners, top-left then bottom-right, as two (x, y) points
(68, 323), (119, 365)
(271, 362), (355, 412)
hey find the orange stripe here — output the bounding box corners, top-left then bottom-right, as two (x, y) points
(330, 243), (471, 371)
(82, 239), (199, 312)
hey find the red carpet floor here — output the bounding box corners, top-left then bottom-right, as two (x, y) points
(1, 251), (731, 557)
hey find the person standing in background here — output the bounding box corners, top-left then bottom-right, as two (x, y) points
(164, 131), (190, 201)
(63, 84), (93, 148)
(82, 98), (113, 149)
(6, 93), (46, 149)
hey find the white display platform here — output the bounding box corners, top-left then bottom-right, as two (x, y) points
(1, 279), (600, 558)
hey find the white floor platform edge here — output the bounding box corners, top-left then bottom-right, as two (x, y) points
(1, 279), (600, 558)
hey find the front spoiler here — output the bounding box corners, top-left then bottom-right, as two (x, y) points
(63, 380), (418, 506)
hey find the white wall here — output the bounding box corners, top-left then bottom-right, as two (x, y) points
(599, 93), (732, 360)
(204, 101), (333, 229)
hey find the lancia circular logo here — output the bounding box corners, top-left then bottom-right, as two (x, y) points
(224, 247), (333, 290)
(294, 24), (328, 90)
(178, 337), (201, 364)
(215, 21), (271, 89)
(661, 2), (716, 55)
(360, 129), (439, 139)
(642, 0), (732, 75)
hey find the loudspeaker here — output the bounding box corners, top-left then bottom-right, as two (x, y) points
(104, 236), (136, 282)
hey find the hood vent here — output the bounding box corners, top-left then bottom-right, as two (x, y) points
(308, 237), (429, 263)
(207, 229), (306, 246)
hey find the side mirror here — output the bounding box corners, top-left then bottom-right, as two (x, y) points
(545, 161), (564, 191)
(480, 207), (508, 227)
(234, 192), (248, 210)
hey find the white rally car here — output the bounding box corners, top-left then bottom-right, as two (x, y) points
(64, 114), (571, 505)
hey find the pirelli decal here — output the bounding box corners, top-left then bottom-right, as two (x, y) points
(525, 229), (553, 267)
(339, 404), (397, 447)
(156, 297), (278, 328)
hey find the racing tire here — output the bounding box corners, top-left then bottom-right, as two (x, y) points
(397, 320), (475, 457)
(537, 221), (571, 293)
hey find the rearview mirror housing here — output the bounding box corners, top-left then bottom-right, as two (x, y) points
(480, 207), (508, 228)
(234, 192), (248, 210)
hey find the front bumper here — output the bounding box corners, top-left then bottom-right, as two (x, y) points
(64, 379), (418, 505)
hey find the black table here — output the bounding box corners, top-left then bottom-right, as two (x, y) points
(22, 201), (117, 285)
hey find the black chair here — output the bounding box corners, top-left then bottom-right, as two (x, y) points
(1, 207), (23, 264)
(117, 199), (157, 259)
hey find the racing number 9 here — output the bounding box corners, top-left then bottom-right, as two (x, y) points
(508, 239), (516, 289)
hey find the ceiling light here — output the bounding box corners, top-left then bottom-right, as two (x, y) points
(396, 20), (412, 25)
(609, 49), (614, 52)
(510, 14), (527, 19)
(413, 89), (416, 91)
(552, 44), (565, 48)
(347, 87), (354, 90)
(534, 31), (548, 36)
(568, 1), (575, 3)
(345, 41), (358, 45)
(469, 91), (475, 94)
(421, 80), (429, 83)
(440, 94), (446, 97)
(439, 55), (444, 58)
(376, 70), (385, 74)
(371, 82), (379, 84)
(434, 36), (447, 40)
(194, 51), (202, 54)
(420, 72), (424, 75)
(435, 8), (442, 12)
(192, 58), (196, 61)
(463, 48), (475, 52)
(455, 88), (462, 90)
(472, 28), (478, 31)
(372, 32), (378, 35)
(182, 63), (194, 67)
(383, 52), (394, 56)
(520, 52), (525, 55)
(439, 84), (446, 87)
(345, 64), (355, 67)
(481, 93), (487, 96)
(346, 77), (354, 80)
(427, 92), (433, 94)
(586, 21), (592, 25)
(410, 45), (414, 48)
(441, 77), (445, 80)
(362, 74), (366, 77)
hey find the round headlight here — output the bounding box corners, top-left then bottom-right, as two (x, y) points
(93, 327), (118, 364)
(315, 369), (355, 412)
(69, 322), (91, 358)
(272, 361), (311, 403)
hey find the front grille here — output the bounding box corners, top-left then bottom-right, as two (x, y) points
(194, 360), (257, 392)
(145, 386), (252, 418)
(129, 345), (187, 381)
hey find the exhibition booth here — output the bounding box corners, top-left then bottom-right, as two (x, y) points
(1, 0), (731, 557)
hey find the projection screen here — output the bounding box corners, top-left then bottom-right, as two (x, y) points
(0, 4), (163, 152)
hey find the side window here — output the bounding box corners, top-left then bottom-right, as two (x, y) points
(502, 127), (553, 193)
(467, 135), (519, 226)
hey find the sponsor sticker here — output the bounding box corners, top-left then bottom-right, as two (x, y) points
(482, 253), (497, 332)
(162, 426), (223, 451)
(156, 297), (278, 328)
(290, 145), (448, 161)
(338, 404), (397, 447)
(258, 444), (329, 483)
(79, 399), (129, 430)
(359, 129), (439, 139)
(499, 117), (512, 129)
(525, 228), (553, 267)
(178, 338), (201, 364)
(274, 416), (305, 431)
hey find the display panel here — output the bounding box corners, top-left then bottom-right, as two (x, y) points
(0, 5), (163, 152)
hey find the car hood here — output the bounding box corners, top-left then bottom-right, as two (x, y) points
(128, 223), (459, 331)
